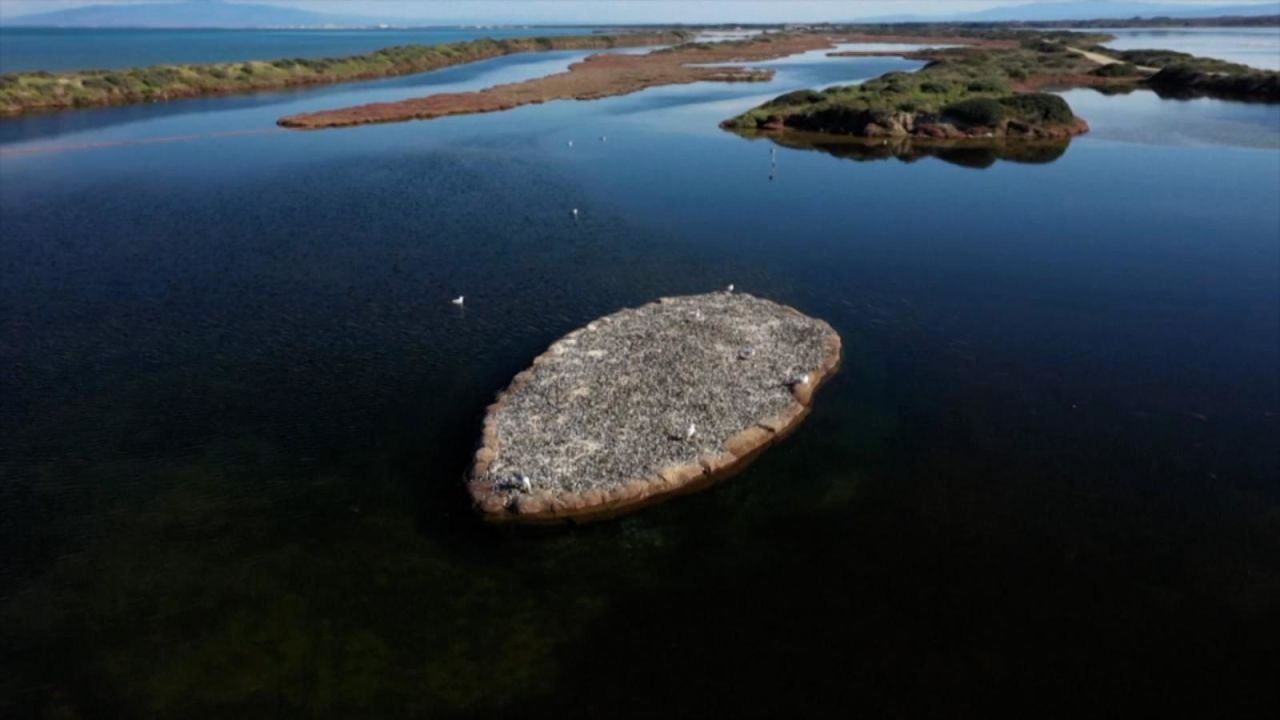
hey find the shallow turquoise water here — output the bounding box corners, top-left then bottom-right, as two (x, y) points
(0, 45), (1278, 718)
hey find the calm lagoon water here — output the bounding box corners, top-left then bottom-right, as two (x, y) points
(0, 26), (596, 72)
(1, 43), (1279, 718)
(1095, 26), (1280, 70)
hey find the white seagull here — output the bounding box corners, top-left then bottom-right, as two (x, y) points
(572, 208), (579, 219)
(519, 474), (532, 493)
(600, 135), (607, 142)
(451, 296), (464, 306)
(726, 283), (735, 293)
(567, 140), (574, 147)
(685, 423), (697, 441)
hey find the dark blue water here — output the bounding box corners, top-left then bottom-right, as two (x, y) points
(0, 26), (593, 72)
(1, 46), (1278, 718)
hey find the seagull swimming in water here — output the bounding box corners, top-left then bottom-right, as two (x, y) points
(726, 283), (735, 293)
(572, 208), (579, 219)
(451, 296), (464, 306)
(600, 135), (607, 142)
(567, 140), (574, 147)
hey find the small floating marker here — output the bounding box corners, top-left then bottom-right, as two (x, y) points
(571, 208), (579, 219)
(451, 296), (465, 306)
(567, 140), (574, 147)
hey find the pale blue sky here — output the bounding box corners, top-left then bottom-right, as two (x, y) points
(0, 0), (1268, 22)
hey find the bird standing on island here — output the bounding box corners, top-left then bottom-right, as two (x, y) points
(451, 296), (464, 306)
(686, 423), (697, 441)
(519, 474), (532, 493)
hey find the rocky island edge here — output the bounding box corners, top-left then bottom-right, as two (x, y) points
(468, 293), (842, 523)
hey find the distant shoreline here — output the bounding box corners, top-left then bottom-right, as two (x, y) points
(3, 22), (1278, 122)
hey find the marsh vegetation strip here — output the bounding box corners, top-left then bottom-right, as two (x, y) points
(725, 32), (1280, 143)
(0, 30), (690, 116)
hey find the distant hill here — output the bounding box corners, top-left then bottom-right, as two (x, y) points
(0, 0), (395, 28)
(864, 2), (1280, 23)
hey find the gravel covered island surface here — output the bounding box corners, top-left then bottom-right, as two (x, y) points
(469, 292), (842, 522)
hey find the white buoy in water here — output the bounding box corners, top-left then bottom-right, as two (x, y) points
(572, 208), (579, 219)
(451, 296), (465, 306)
(568, 140), (574, 147)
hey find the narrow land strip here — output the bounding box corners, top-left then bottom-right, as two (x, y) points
(277, 35), (835, 129)
(0, 31), (690, 117)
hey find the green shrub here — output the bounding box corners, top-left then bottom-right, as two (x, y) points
(765, 89), (824, 108)
(967, 78), (1009, 92)
(1090, 62), (1140, 77)
(998, 93), (1074, 123)
(919, 81), (950, 94)
(942, 97), (1006, 128)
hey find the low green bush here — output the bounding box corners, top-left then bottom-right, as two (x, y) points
(998, 93), (1074, 123)
(942, 97), (1006, 127)
(1090, 62), (1140, 77)
(764, 89), (825, 108)
(966, 78), (1009, 92)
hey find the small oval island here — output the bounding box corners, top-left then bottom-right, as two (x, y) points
(469, 292), (842, 523)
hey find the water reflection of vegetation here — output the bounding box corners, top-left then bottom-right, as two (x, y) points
(738, 129), (1071, 168)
